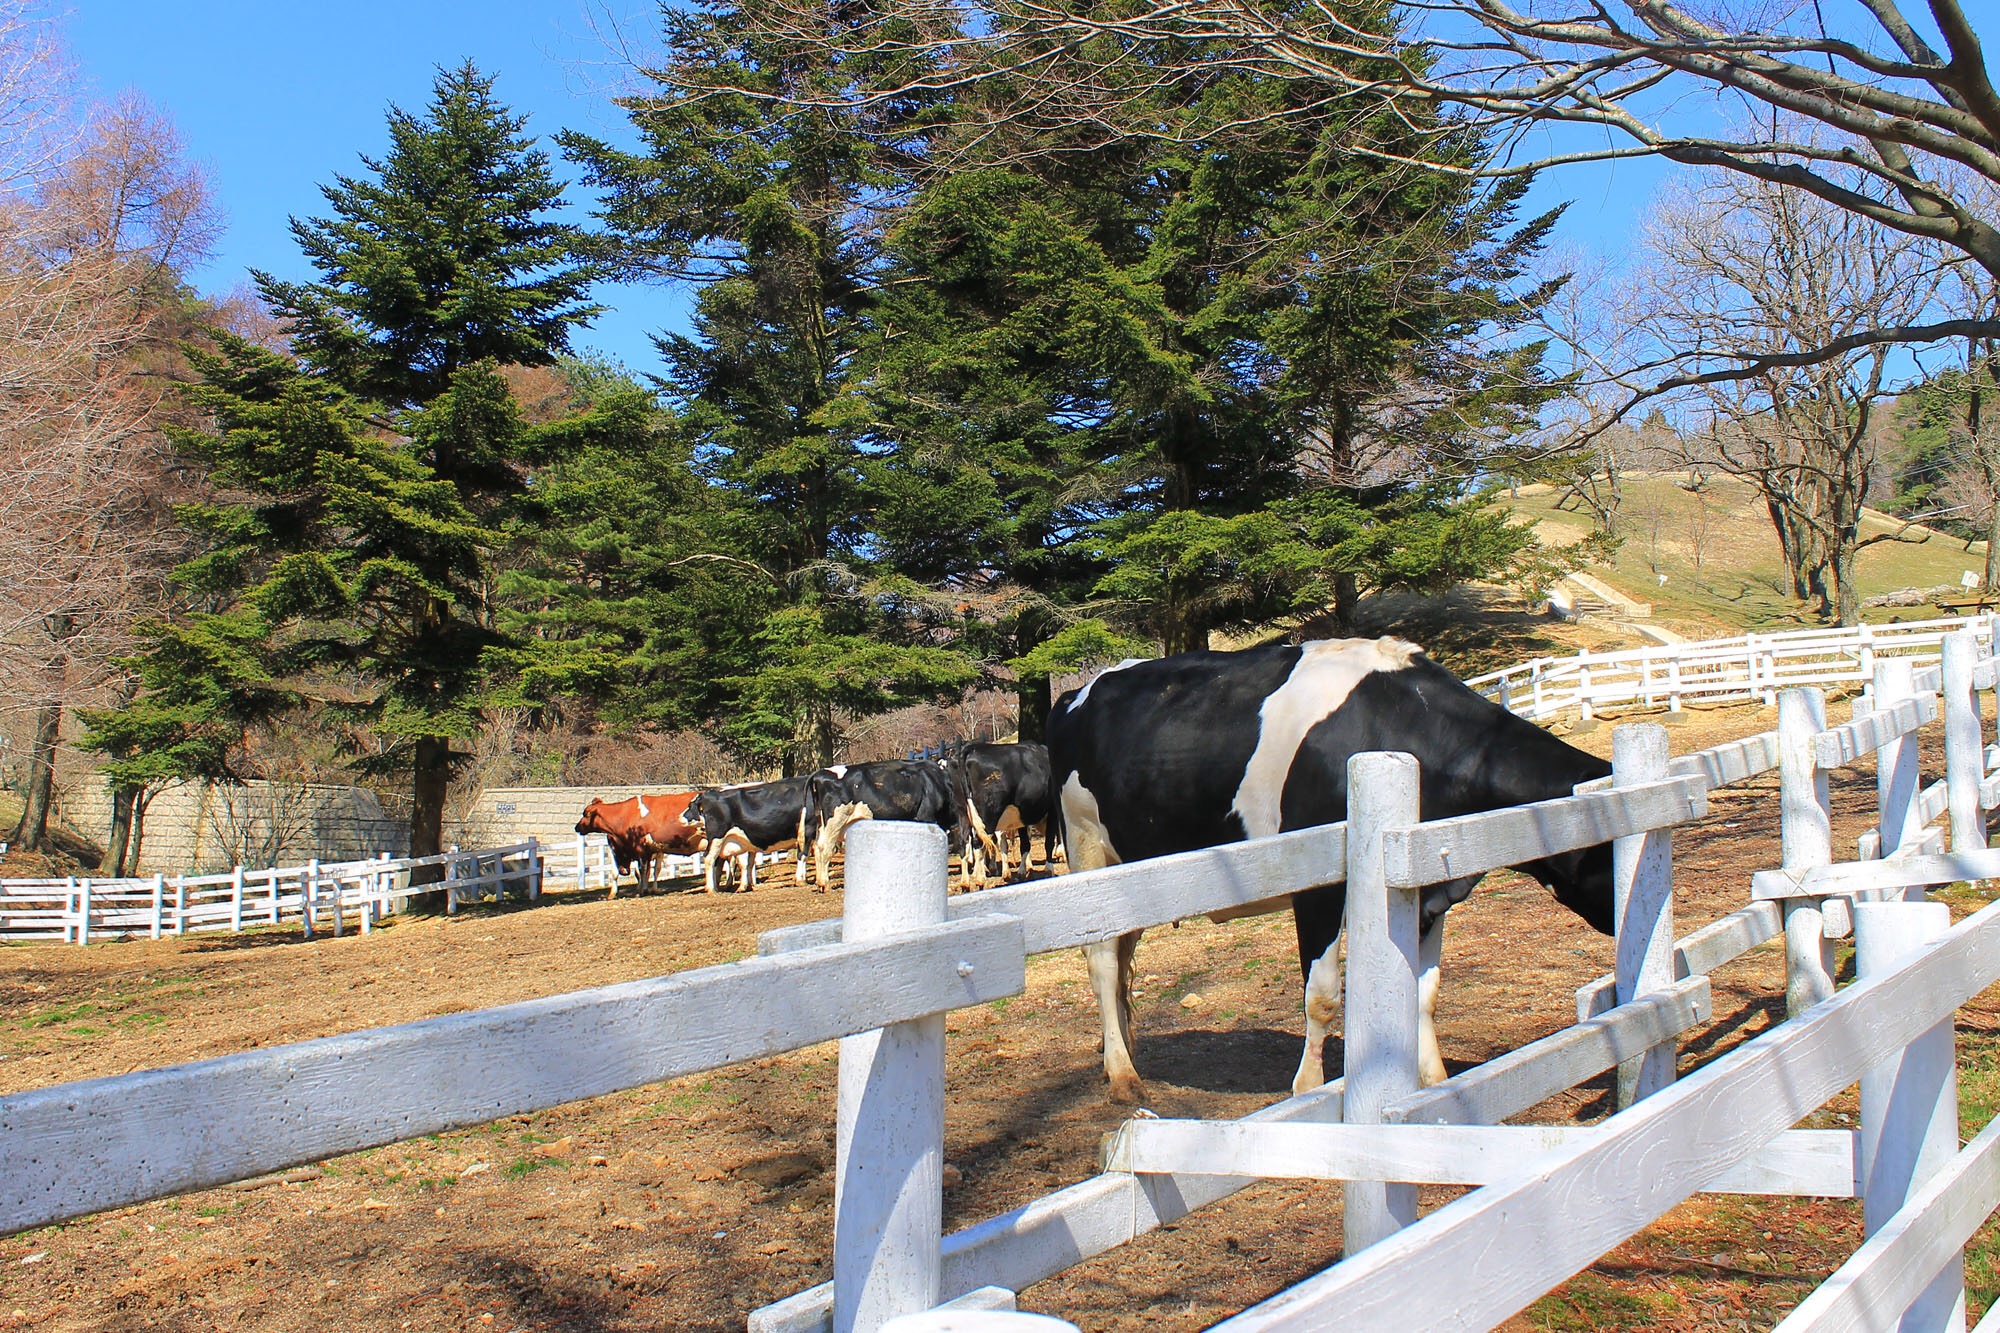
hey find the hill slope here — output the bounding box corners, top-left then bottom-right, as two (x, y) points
(1503, 475), (1990, 632)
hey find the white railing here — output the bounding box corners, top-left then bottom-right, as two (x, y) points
(1467, 613), (2000, 721)
(0, 841), (543, 944)
(544, 831), (793, 893)
(6, 631), (2000, 1332)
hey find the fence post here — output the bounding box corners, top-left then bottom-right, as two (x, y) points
(302, 862), (317, 940)
(1668, 652), (1683, 713)
(1855, 900), (1965, 1333)
(150, 873), (164, 940)
(1577, 650), (1594, 723)
(77, 878), (91, 946)
(172, 873), (186, 936)
(1779, 686), (1837, 1016)
(833, 820), (948, 1333)
(1944, 630), (1986, 856)
(267, 869), (281, 926)
(527, 837), (542, 903)
(445, 847), (460, 916)
(1613, 723), (1676, 1108)
(230, 865), (245, 933)
(574, 832), (588, 892)
(1342, 750), (1423, 1255)
(1875, 658), (1922, 863)
(1858, 620), (1876, 682)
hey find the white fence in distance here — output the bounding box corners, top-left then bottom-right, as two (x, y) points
(1466, 613), (2000, 722)
(0, 841), (544, 945)
(6, 629), (2000, 1331)
(547, 831), (794, 894)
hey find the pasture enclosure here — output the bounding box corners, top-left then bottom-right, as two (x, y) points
(0, 841), (543, 944)
(7, 630), (2000, 1330)
(1467, 612), (1998, 723)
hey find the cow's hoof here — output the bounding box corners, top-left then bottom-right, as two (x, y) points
(1107, 1076), (1146, 1105)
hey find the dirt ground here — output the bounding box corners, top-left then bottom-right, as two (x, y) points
(3, 699), (1997, 1332)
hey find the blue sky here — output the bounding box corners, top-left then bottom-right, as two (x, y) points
(64, 1), (1658, 373)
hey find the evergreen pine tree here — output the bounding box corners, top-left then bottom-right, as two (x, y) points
(563, 11), (974, 770)
(231, 63), (600, 865)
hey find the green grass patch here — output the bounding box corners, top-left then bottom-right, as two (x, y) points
(505, 1157), (556, 1179)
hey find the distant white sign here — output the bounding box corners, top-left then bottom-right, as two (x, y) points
(1965, 570), (1983, 588)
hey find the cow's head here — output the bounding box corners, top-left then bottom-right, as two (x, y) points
(1524, 843), (1616, 936)
(686, 790), (723, 840)
(574, 799), (607, 837)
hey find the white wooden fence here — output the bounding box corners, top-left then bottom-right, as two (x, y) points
(1467, 613), (2000, 722)
(546, 831), (793, 893)
(0, 841), (543, 945)
(8, 630), (2000, 1331)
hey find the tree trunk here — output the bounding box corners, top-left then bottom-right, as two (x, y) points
(13, 703), (61, 851)
(105, 783), (139, 877)
(1987, 486), (2000, 592)
(1333, 571), (1361, 636)
(1830, 541), (1860, 626)
(813, 705), (837, 771)
(404, 736), (454, 913)
(1015, 675), (1052, 744)
(1804, 561), (1835, 621)
(1162, 618), (1205, 655)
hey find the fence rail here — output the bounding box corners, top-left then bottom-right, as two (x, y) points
(545, 831), (793, 894)
(8, 627), (2000, 1332)
(0, 841), (544, 944)
(1468, 613), (2000, 721)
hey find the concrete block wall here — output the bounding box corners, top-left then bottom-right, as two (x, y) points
(65, 776), (407, 874)
(52, 778), (710, 876)
(449, 785), (697, 854)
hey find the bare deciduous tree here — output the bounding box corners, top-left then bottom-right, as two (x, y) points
(1636, 166), (1943, 623)
(0, 84), (219, 851)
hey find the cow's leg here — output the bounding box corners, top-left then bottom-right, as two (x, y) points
(703, 846), (720, 895)
(1085, 930), (1144, 1102)
(1417, 914), (1447, 1087)
(964, 800), (997, 888)
(815, 804), (871, 890)
(741, 847), (756, 893)
(1016, 825), (1031, 880)
(1290, 884), (1346, 1096)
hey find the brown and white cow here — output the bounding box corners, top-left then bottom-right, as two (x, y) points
(574, 792), (705, 897)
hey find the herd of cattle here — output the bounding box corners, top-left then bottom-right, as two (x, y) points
(571, 636), (1622, 1100)
(572, 740), (1060, 897)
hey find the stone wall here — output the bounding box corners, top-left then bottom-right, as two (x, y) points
(56, 778), (708, 875)
(448, 785), (697, 854)
(65, 776), (407, 874)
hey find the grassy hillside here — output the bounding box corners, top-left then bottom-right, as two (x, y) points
(1504, 474), (1991, 631)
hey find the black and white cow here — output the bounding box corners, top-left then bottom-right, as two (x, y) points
(804, 760), (959, 889)
(1048, 637), (1614, 1103)
(952, 742), (1058, 886)
(686, 776), (814, 894)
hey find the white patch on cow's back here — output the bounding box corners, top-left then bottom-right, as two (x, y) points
(1229, 637), (1420, 839)
(825, 764), (848, 779)
(638, 795), (650, 818)
(1060, 772), (1122, 871)
(1064, 658), (1149, 715)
